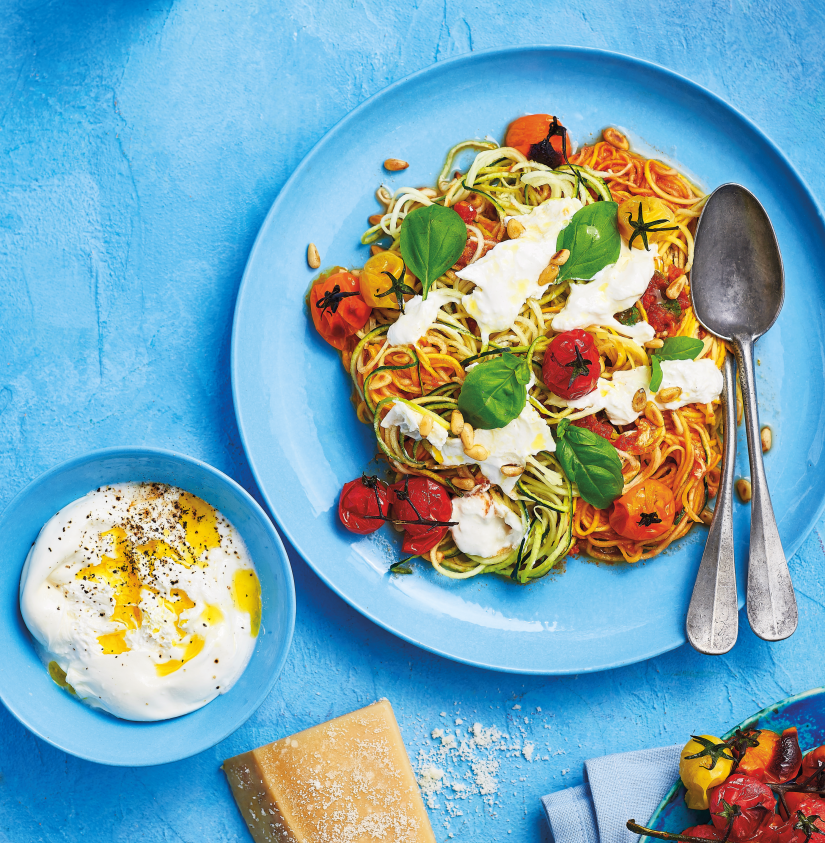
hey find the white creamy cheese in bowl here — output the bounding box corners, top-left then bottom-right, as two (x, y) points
(20, 482), (262, 722)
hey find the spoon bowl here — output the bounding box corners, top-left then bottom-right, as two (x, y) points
(691, 183), (797, 642)
(691, 183), (784, 341)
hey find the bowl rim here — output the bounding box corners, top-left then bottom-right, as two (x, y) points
(0, 445), (296, 766)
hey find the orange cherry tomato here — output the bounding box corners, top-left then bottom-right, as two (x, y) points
(505, 114), (565, 157)
(608, 479), (676, 541)
(309, 271), (371, 350)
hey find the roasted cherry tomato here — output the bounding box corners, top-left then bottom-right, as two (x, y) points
(680, 735), (736, 811)
(389, 476), (453, 556)
(609, 479), (676, 540)
(641, 269), (690, 336)
(572, 413), (616, 442)
(783, 793), (825, 820)
(774, 797), (825, 842)
(737, 728), (802, 784)
(452, 200), (477, 223)
(681, 826), (724, 841)
(542, 330), (600, 400)
(709, 774), (775, 841)
(310, 270), (371, 350)
(801, 745), (825, 779)
(359, 251), (414, 310)
(338, 476), (391, 535)
(505, 114), (567, 167)
(617, 196), (677, 250)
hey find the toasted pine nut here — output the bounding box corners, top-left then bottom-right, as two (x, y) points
(603, 127), (629, 150)
(384, 158), (409, 171)
(500, 464), (524, 477)
(671, 411), (684, 435)
(451, 410), (465, 436)
(550, 248), (570, 266)
(761, 426), (772, 453)
(307, 242), (321, 269)
(465, 444), (490, 461)
(736, 478), (752, 503)
(631, 388), (647, 413)
(506, 219), (525, 239)
(665, 276), (686, 300)
(645, 338), (664, 349)
(657, 386), (683, 403)
(699, 507), (714, 526)
(538, 263), (560, 286)
(460, 423), (474, 450)
(419, 415), (433, 437)
(368, 214), (384, 226)
(452, 477), (476, 491)
(644, 401), (664, 427)
(370, 244), (385, 256)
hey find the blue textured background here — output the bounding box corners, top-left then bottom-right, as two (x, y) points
(1, 2), (824, 841)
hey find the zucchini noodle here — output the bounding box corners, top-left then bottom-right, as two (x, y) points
(335, 126), (725, 580)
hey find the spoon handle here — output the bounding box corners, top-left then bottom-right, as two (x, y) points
(686, 354), (738, 654)
(734, 334), (798, 640)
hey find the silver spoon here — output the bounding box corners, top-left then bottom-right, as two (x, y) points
(686, 354), (738, 654)
(690, 183), (797, 642)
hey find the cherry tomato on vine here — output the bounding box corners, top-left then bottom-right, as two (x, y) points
(708, 774), (774, 841)
(505, 114), (566, 164)
(338, 476), (391, 534)
(617, 196), (677, 250)
(310, 271), (371, 350)
(737, 728), (802, 784)
(802, 745), (825, 779)
(389, 476), (453, 555)
(542, 330), (600, 400)
(608, 479), (675, 540)
(359, 251), (414, 310)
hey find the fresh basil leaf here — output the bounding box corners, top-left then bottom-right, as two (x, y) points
(657, 336), (704, 361)
(649, 355), (664, 392)
(400, 204), (467, 299)
(555, 201), (621, 283)
(616, 305), (641, 326)
(457, 352), (530, 430)
(555, 418), (623, 510)
(660, 299), (681, 318)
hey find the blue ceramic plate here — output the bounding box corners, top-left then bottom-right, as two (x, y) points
(0, 448), (295, 766)
(643, 687), (825, 840)
(231, 47), (825, 674)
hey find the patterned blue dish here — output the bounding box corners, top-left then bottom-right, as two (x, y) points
(643, 687), (825, 839)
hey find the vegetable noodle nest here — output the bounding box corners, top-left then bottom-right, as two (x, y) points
(311, 116), (727, 582)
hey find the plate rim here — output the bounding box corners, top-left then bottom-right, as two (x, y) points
(0, 445), (297, 766)
(642, 685), (825, 841)
(231, 44), (825, 674)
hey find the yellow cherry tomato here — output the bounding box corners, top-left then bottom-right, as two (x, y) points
(679, 734), (734, 810)
(359, 251), (414, 310)
(617, 196), (677, 250)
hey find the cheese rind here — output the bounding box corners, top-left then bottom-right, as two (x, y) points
(223, 699), (436, 843)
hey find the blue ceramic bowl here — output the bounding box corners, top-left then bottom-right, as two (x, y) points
(0, 447), (295, 766)
(644, 687), (825, 839)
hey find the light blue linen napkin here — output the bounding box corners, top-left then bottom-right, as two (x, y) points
(542, 745), (682, 843)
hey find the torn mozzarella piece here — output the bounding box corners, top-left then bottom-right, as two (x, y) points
(386, 290), (457, 346)
(380, 400), (448, 449)
(456, 198), (583, 343)
(547, 360), (723, 425)
(438, 403), (555, 498)
(450, 492), (525, 558)
(550, 242), (656, 343)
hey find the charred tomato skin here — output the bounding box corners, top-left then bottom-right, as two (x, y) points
(681, 826), (724, 841)
(388, 477), (453, 555)
(542, 329), (600, 400)
(338, 477), (391, 534)
(738, 728), (803, 784)
(709, 774), (775, 841)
